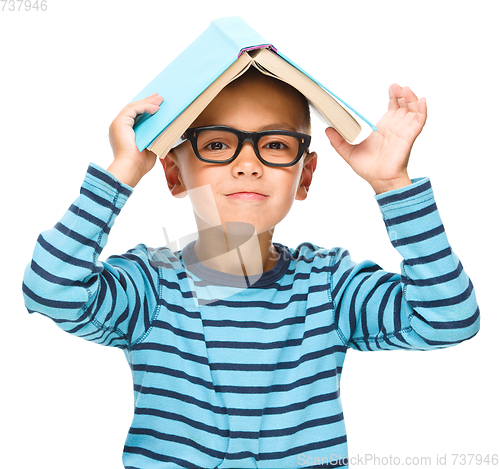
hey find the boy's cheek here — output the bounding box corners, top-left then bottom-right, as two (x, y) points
(187, 184), (223, 226)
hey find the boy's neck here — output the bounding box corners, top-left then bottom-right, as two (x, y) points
(192, 214), (278, 277)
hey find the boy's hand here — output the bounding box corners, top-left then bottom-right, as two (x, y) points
(107, 93), (163, 188)
(326, 84), (427, 194)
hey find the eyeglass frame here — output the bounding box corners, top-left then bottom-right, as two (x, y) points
(174, 125), (312, 167)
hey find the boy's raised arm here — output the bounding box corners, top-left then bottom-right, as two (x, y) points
(332, 178), (479, 350)
(22, 94), (164, 349)
(327, 85), (479, 349)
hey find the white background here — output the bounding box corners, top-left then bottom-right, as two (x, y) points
(1, 1), (499, 467)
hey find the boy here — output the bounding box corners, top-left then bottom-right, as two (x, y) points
(22, 67), (479, 468)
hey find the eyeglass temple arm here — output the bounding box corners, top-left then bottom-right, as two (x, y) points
(171, 134), (188, 150)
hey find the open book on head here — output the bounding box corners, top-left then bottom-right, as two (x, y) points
(130, 16), (376, 160)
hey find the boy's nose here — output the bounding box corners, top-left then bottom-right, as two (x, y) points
(231, 141), (263, 177)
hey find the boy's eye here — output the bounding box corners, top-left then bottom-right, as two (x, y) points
(205, 141), (229, 151)
(264, 141), (288, 150)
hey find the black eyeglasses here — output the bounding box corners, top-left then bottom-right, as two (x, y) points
(176, 125), (311, 167)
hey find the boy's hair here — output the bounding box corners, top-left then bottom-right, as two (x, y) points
(225, 66), (312, 134)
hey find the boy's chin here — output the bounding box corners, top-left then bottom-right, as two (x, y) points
(194, 208), (281, 239)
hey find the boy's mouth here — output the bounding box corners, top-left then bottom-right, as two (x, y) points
(225, 192), (269, 200)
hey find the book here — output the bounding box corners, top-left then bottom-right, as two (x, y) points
(130, 16), (376, 159)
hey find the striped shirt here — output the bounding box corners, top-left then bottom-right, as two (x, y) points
(22, 163), (479, 468)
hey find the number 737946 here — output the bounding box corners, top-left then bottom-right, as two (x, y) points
(1, 0), (48, 11)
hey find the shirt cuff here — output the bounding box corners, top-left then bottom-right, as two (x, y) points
(375, 177), (432, 209)
(83, 162), (134, 210)
(374, 178), (444, 253)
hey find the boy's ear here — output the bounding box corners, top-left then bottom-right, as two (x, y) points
(295, 151), (317, 201)
(161, 151), (187, 198)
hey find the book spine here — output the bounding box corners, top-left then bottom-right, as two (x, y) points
(240, 44), (276, 56)
(211, 16), (272, 56)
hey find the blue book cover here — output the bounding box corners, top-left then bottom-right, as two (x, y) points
(131, 16), (375, 152)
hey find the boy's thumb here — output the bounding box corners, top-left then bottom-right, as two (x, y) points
(325, 127), (353, 163)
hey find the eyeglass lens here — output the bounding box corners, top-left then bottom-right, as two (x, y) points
(195, 129), (301, 164)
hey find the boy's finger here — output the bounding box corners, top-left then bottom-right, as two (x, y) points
(414, 97), (428, 126)
(119, 95), (164, 126)
(325, 127), (353, 163)
(402, 86), (419, 113)
(125, 94), (164, 115)
(388, 83), (403, 111)
(404, 95), (427, 128)
(109, 97), (164, 142)
(405, 97), (427, 134)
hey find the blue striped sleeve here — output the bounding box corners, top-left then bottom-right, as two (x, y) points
(333, 177), (480, 351)
(22, 163), (160, 349)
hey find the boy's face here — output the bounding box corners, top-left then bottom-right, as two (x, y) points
(162, 78), (317, 235)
